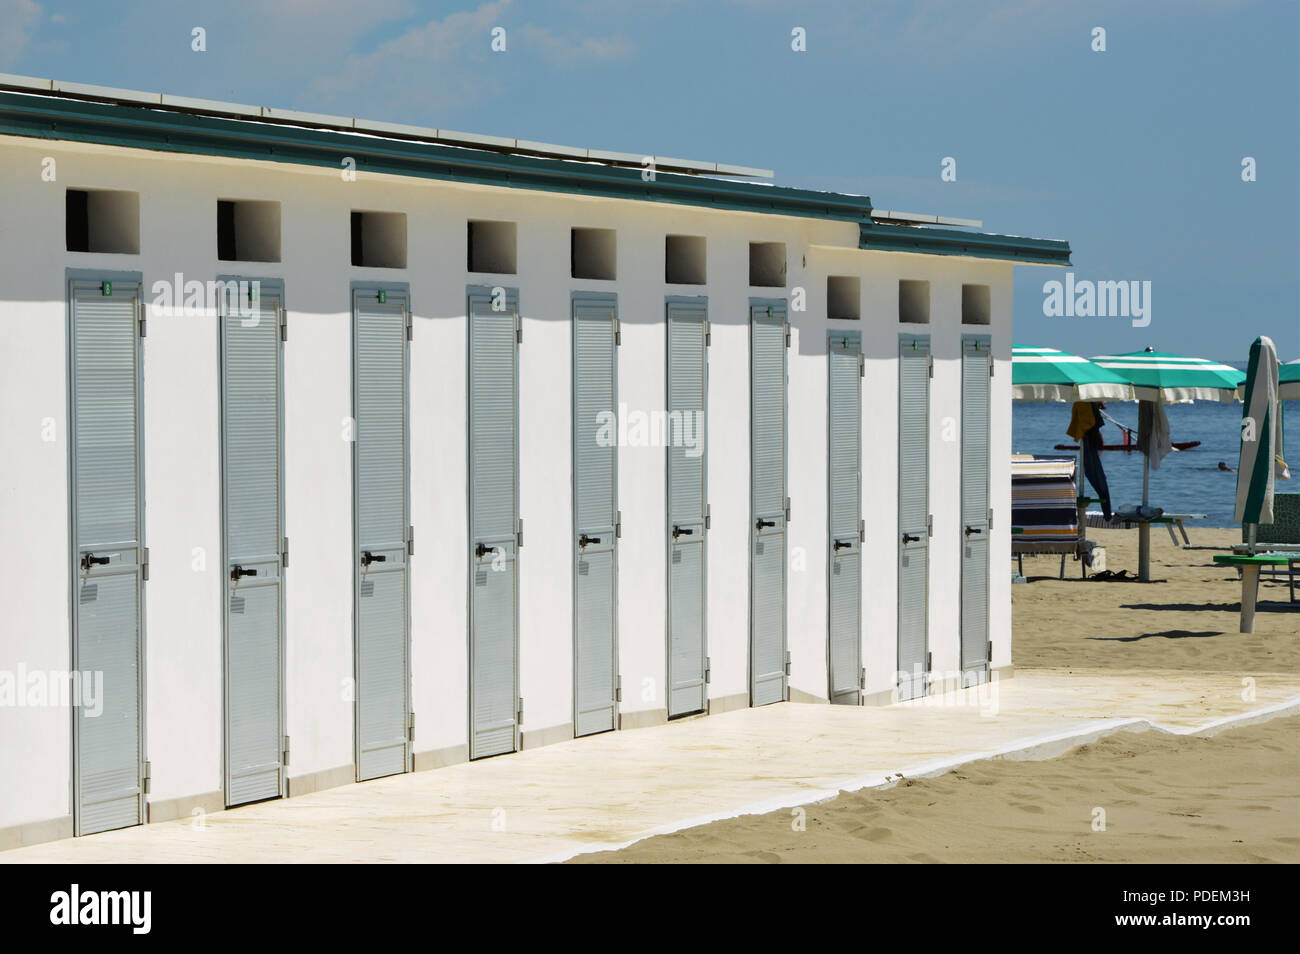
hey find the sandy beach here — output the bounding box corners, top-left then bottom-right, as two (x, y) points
(573, 527), (1300, 863)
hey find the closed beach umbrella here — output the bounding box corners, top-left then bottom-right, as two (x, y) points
(1280, 359), (1300, 402)
(1235, 336), (1289, 539)
(1091, 349), (1245, 403)
(1011, 345), (1134, 402)
(1091, 347), (1244, 580)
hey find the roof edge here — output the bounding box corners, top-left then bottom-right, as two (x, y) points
(0, 89), (873, 223)
(860, 222), (1072, 266)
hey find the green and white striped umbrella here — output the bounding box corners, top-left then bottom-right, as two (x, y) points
(1091, 348), (1244, 404)
(1281, 359), (1300, 401)
(1235, 336), (1290, 526)
(1011, 344), (1134, 402)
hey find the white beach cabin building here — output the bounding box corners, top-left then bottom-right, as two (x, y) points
(0, 75), (1071, 845)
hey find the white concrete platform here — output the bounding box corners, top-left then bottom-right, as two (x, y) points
(5, 668), (1297, 864)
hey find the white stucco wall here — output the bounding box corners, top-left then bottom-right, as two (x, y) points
(0, 132), (1015, 834)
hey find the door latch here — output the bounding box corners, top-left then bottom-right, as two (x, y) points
(672, 525), (694, 539)
(230, 564), (257, 581)
(902, 533), (920, 544)
(80, 552), (110, 571)
(756, 517), (775, 530)
(578, 533), (601, 547)
(833, 539), (852, 551)
(361, 551), (386, 567)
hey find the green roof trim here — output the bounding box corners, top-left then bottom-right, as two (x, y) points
(0, 90), (873, 222)
(860, 222), (1072, 266)
(0, 88), (1073, 263)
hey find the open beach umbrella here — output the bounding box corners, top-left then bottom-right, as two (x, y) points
(1091, 348), (1244, 580)
(1011, 345), (1134, 402)
(1236, 337), (1290, 548)
(1281, 359), (1300, 402)
(1091, 349), (1245, 403)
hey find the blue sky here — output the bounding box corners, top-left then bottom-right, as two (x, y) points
(3, 0), (1296, 361)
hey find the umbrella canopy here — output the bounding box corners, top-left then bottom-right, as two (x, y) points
(1011, 345), (1134, 402)
(1281, 359), (1300, 401)
(1236, 337), (1290, 526)
(1091, 348), (1244, 403)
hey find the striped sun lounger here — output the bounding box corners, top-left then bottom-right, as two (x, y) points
(1011, 455), (1090, 578)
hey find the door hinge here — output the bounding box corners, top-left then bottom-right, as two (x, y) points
(928, 355), (934, 377)
(407, 525), (415, 556)
(704, 503), (711, 530)
(282, 735), (291, 766)
(783, 322), (791, 347)
(515, 314), (523, 344)
(516, 697), (524, 725)
(859, 354), (865, 377)
(925, 651), (933, 673)
(986, 642), (993, 662)
(140, 546), (150, 582)
(927, 514), (933, 537)
(280, 313), (288, 342)
(784, 650), (791, 676)
(615, 675), (622, 703)
(516, 518), (524, 548)
(615, 511), (622, 539)
(705, 656), (711, 684)
(405, 314), (413, 341)
(613, 318), (621, 346)
(408, 711), (416, 741)
(784, 496), (791, 522)
(859, 518), (866, 543)
(141, 761), (151, 794)
(703, 320), (711, 346)
(987, 508), (994, 531)
(281, 537), (289, 568)
(860, 667), (866, 690)
(989, 357), (994, 377)
(138, 314), (147, 338)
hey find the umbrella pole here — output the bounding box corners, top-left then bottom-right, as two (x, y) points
(1139, 451), (1151, 582)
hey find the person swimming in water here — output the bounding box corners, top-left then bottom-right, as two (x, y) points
(1218, 461), (1234, 472)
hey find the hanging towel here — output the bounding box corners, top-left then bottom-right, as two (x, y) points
(1066, 401), (1096, 441)
(1138, 400), (1172, 471)
(1081, 403), (1112, 520)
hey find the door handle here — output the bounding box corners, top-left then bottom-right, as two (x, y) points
(578, 534), (602, 547)
(756, 518), (776, 530)
(80, 553), (110, 571)
(833, 539), (852, 551)
(474, 542), (491, 559)
(965, 525), (983, 537)
(230, 565), (257, 581)
(902, 533), (920, 543)
(361, 551), (387, 567)
(672, 525), (694, 539)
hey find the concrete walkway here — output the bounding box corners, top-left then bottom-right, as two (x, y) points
(6, 668), (1298, 864)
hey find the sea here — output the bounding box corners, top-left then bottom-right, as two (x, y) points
(1012, 400), (1300, 528)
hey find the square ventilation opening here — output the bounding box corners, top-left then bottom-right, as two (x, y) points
(66, 188), (139, 254)
(962, 283), (991, 325)
(749, 242), (786, 287)
(351, 211), (407, 268)
(899, 279), (931, 324)
(665, 234), (707, 285)
(827, 276), (861, 320)
(571, 227), (617, 280)
(217, 199), (281, 263)
(468, 220), (517, 274)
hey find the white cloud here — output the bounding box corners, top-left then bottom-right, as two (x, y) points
(518, 23), (631, 67)
(305, 0), (513, 114)
(0, 0), (41, 66)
